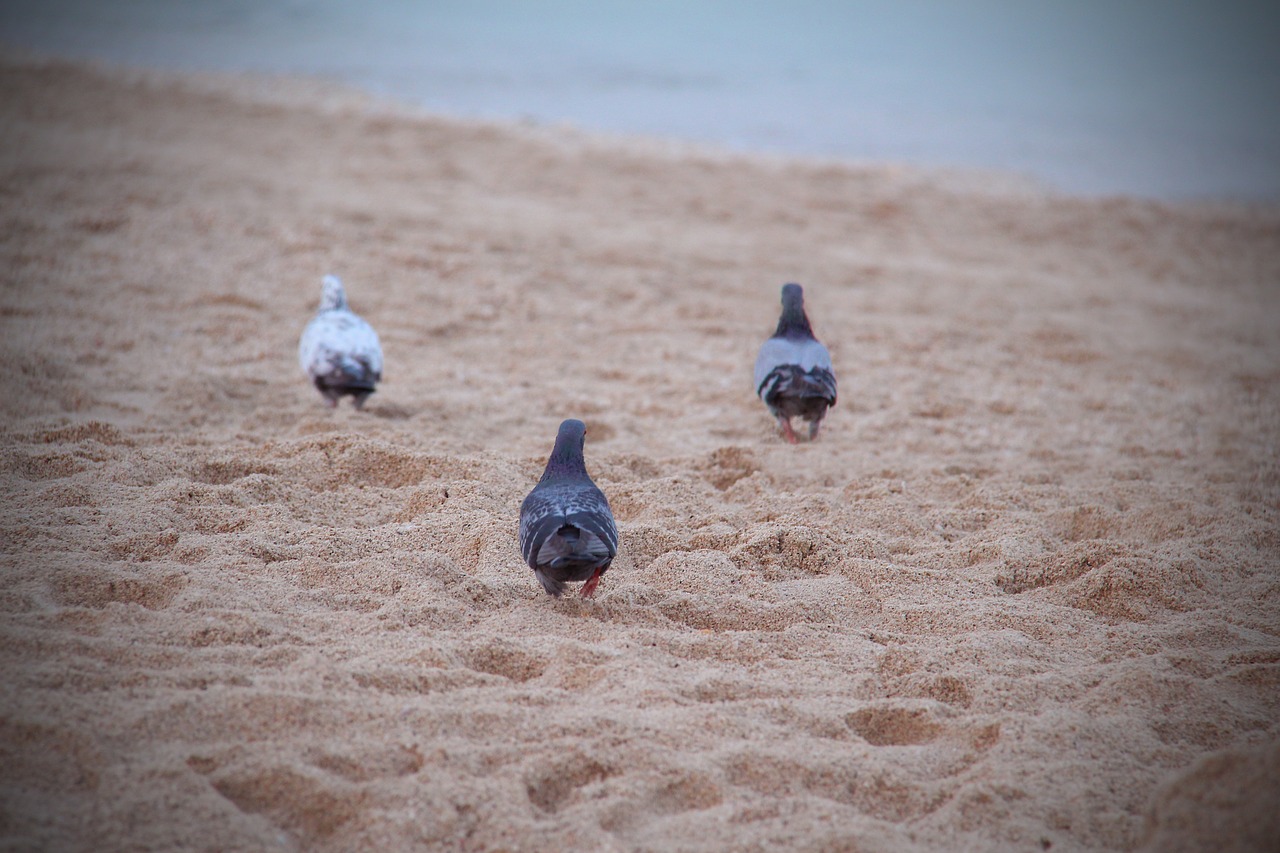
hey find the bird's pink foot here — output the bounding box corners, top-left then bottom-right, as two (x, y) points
(779, 418), (799, 444)
(580, 567), (604, 598)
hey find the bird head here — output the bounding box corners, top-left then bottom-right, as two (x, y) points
(775, 282), (815, 339)
(319, 274), (348, 311)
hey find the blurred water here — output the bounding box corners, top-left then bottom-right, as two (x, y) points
(2, 0), (1278, 200)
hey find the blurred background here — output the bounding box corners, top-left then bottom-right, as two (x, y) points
(2, 0), (1278, 201)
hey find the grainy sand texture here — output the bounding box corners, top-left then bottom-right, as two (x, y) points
(2, 57), (1278, 852)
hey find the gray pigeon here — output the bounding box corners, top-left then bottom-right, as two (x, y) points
(754, 283), (837, 442)
(298, 274), (383, 409)
(518, 419), (618, 598)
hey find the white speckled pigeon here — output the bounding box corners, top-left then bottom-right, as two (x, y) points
(298, 275), (383, 409)
(518, 419), (618, 598)
(754, 283), (837, 442)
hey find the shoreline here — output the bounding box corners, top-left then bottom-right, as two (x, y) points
(8, 47), (1278, 209)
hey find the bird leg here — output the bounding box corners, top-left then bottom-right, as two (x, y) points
(778, 416), (799, 444)
(315, 379), (340, 408)
(579, 566), (604, 598)
(808, 418), (822, 441)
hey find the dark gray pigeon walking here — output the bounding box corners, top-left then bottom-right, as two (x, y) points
(298, 274), (383, 409)
(518, 419), (618, 598)
(754, 283), (837, 442)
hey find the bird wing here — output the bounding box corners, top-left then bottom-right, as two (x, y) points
(519, 483), (617, 568)
(754, 337), (834, 397)
(299, 310), (383, 380)
(564, 502), (618, 559)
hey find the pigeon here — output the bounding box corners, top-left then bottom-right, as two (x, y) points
(518, 419), (618, 598)
(754, 283), (837, 442)
(298, 274), (383, 409)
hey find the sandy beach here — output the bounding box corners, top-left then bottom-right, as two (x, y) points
(1, 56), (1278, 851)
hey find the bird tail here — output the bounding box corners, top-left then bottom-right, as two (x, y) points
(534, 569), (566, 598)
(326, 355), (379, 391)
(761, 365), (837, 406)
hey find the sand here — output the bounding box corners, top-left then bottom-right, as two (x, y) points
(1, 55), (1278, 852)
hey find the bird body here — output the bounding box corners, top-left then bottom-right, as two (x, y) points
(298, 275), (383, 409)
(518, 419), (618, 598)
(754, 283), (837, 442)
